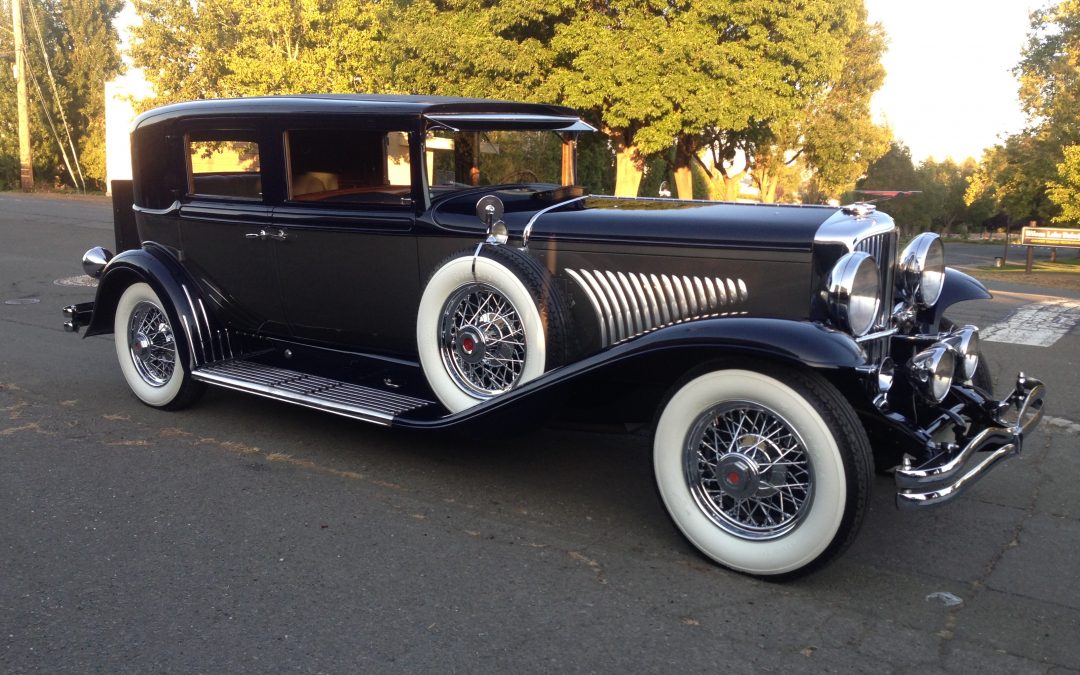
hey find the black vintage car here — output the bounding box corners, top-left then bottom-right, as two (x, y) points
(64, 94), (1044, 577)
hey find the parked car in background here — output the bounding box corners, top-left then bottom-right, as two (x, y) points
(64, 94), (1045, 577)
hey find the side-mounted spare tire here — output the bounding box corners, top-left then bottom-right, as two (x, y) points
(417, 245), (569, 413)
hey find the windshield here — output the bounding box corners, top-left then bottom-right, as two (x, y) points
(426, 129), (568, 197)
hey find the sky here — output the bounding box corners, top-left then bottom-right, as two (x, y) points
(865, 0), (1047, 163)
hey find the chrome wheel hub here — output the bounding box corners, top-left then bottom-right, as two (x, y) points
(127, 301), (176, 387)
(685, 401), (813, 540)
(440, 283), (526, 398)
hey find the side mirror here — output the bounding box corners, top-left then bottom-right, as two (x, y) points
(476, 195), (507, 245)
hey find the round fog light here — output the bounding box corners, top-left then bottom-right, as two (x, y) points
(942, 325), (980, 380)
(908, 344), (955, 403)
(877, 357), (895, 394)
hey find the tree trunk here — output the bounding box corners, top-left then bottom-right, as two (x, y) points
(612, 130), (643, 197)
(707, 171), (743, 201)
(760, 173), (778, 203)
(673, 137), (695, 199)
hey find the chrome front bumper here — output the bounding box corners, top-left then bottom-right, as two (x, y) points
(895, 373), (1046, 509)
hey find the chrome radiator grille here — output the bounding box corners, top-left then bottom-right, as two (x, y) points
(855, 230), (898, 331)
(854, 229), (898, 364)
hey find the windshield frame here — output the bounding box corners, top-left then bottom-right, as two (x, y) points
(420, 124), (585, 206)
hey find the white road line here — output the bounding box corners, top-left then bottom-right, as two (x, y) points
(981, 299), (1080, 347)
(1044, 416), (1080, 435)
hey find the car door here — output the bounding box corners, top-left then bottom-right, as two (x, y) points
(270, 123), (422, 356)
(176, 125), (289, 336)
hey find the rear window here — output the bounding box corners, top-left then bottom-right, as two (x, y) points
(286, 129), (412, 207)
(186, 132), (262, 200)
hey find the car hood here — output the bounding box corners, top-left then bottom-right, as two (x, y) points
(432, 192), (842, 251)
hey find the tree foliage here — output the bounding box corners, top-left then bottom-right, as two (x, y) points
(966, 1), (1080, 224)
(124, 0), (890, 200)
(0, 0), (123, 189)
(858, 142), (993, 234)
(130, 0), (384, 103)
(1048, 144), (1080, 223)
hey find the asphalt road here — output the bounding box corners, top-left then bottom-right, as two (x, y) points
(2, 193), (1079, 673)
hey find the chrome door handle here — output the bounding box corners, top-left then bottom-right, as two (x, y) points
(244, 228), (288, 241)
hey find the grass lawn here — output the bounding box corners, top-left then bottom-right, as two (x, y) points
(964, 255), (1080, 292)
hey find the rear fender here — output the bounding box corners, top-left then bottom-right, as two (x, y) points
(83, 243), (207, 369)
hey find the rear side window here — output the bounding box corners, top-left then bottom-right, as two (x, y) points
(286, 129), (412, 207)
(186, 132), (262, 200)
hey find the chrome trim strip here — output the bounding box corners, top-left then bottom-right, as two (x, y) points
(638, 273), (662, 327)
(594, 271), (628, 340)
(579, 270), (617, 343)
(180, 316), (196, 371)
(181, 284), (205, 365)
(424, 113), (597, 133)
(650, 274), (671, 324)
(565, 268), (750, 346)
(682, 276), (698, 315)
(610, 271), (641, 335)
(668, 275), (689, 318)
(521, 195), (588, 248)
(627, 273), (653, 327)
(565, 269), (608, 346)
(855, 328), (898, 343)
(198, 299), (213, 360)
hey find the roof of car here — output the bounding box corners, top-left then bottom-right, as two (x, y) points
(133, 94), (583, 130)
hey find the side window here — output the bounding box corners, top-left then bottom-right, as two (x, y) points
(186, 131), (262, 200)
(286, 129), (412, 207)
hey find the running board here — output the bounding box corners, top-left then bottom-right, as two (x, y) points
(192, 360), (435, 425)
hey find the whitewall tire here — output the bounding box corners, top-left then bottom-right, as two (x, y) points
(654, 365), (872, 577)
(113, 282), (204, 409)
(417, 247), (565, 413)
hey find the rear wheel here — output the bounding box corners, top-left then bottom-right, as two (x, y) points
(653, 364), (873, 577)
(113, 282), (205, 409)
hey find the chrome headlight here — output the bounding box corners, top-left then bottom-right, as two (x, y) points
(942, 325), (980, 380)
(908, 343), (955, 403)
(827, 251), (881, 337)
(899, 233), (945, 307)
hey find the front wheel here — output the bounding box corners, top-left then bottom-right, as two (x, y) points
(113, 282), (205, 409)
(653, 365), (873, 577)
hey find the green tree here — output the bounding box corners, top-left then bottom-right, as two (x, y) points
(130, 0), (383, 104)
(966, 1), (1080, 224)
(0, 0), (123, 190)
(1048, 145), (1080, 223)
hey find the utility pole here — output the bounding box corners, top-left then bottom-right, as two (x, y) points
(12, 0), (34, 191)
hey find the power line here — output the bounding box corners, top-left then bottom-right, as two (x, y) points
(25, 0), (85, 192)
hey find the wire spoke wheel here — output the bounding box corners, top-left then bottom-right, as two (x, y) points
(127, 300), (176, 387)
(685, 401), (813, 540)
(439, 283), (527, 398)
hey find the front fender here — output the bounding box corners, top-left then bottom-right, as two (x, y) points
(921, 267), (992, 327)
(394, 318), (868, 429)
(83, 243), (203, 368)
